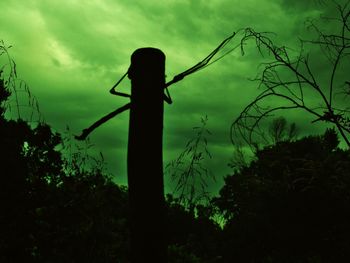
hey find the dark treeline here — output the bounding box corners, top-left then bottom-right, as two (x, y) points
(1, 66), (350, 263)
(0, 69), (221, 262)
(215, 129), (350, 262)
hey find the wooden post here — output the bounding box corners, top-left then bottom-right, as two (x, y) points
(127, 48), (167, 262)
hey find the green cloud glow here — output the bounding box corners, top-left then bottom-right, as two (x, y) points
(1, 0), (343, 194)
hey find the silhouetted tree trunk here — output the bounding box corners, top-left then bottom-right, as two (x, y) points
(127, 48), (167, 262)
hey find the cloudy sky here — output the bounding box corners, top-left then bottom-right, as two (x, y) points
(1, 0), (347, 195)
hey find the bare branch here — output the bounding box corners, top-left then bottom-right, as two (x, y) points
(231, 2), (350, 149)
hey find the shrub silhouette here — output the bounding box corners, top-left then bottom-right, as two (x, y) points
(0, 64), (131, 262)
(0, 62), (222, 262)
(215, 129), (350, 262)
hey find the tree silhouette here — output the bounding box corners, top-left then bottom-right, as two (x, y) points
(214, 129), (350, 262)
(268, 117), (298, 144)
(0, 42), (131, 262)
(0, 88), (131, 263)
(166, 194), (222, 263)
(231, 1), (350, 148)
(1, 46), (223, 262)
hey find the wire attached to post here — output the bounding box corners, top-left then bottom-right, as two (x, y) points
(75, 31), (239, 140)
(164, 87), (172, 104)
(109, 69), (173, 104)
(165, 31), (237, 88)
(109, 71), (131, 98)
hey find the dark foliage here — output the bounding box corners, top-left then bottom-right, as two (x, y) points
(0, 68), (221, 262)
(3, 62), (350, 262)
(166, 195), (222, 263)
(0, 69), (131, 262)
(215, 129), (350, 262)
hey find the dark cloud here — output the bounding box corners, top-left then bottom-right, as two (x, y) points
(281, 0), (323, 10)
(1, 0), (346, 194)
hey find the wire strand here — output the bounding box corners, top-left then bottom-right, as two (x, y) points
(76, 31), (239, 140)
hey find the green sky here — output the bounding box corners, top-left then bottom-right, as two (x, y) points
(1, 0), (347, 195)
